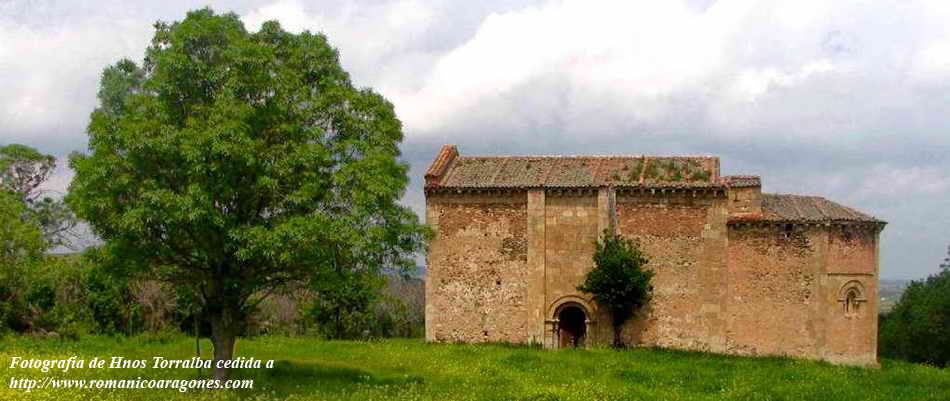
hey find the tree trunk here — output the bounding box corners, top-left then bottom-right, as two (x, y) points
(612, 323), (624, 348)
(210, 307), (239, 381)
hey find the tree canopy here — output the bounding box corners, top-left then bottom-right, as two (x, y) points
(0, 144), (77, 248)
(0, 144), (55, 203)
(577, 231), (654, 347)
(67, 8), (427, 379)
(0, 192), (46, 274)
(0, 191), (47, 331)
(879, 245), (950, 367)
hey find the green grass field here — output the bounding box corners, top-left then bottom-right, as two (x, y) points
(1, 334), (947, 401)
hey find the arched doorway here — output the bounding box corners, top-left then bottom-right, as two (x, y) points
(557, 304), (587, 348)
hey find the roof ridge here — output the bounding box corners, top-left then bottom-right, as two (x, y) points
(425, 144), (458, 178)
(456, 154), (718, 159)
(764, 193), (823, 198)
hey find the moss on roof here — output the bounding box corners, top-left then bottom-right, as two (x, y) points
(432, 155), (720, 189)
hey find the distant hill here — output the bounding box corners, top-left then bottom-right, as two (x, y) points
(880, 279), (912, 313)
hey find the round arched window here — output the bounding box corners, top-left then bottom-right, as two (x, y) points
(838, 281), (866, 317)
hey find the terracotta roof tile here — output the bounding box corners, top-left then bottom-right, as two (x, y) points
(758, 194), (882, 223)
(425, 145), (458, 178)
(722, 175), (761, 188)
(440, 157), (506, 188)
(429, 153), (720, 189)
(424, 146), (883, 225)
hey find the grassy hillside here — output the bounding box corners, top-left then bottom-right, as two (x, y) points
(1, 335), (947, 401)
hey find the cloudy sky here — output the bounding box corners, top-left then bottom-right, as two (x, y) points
(2, 0), (949, 279)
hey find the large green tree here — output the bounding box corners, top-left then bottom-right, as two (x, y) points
(67, 8), (427, 379)
(577, 231), (654, 348)
(0, 144), (78, 248)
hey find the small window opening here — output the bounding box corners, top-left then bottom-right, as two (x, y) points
(844, 289), (860, 315)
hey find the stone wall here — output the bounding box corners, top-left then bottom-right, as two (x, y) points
(727, 186), (762, 217)
(425, 188), (879, 365)
(821, 226), (879, 365)
(541, 193), (607, 346)
(723, 223), (879, 365)
(725, 225), (824, 358)
(425, 192), (531, 342)
(615, 193), (727, 351)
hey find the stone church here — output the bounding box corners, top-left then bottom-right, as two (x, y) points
(423, 145), (885, 366)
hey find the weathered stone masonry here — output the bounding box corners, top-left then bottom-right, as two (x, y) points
(424, 145), (885, 366)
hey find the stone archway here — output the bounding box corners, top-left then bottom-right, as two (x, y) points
(544, 295), (596, 348)
(557, 303), (587, 348)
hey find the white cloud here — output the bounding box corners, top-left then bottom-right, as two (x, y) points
(0, 7), (153, 152)
(728, 60), (838, 102)
(3, 0), (950, 278)
(911, 42), (950, 83)
(242, 0), (438, 87)
(376, 0), (950, 144)
(391, 0), (734, 133)
(856, 165), (950, 198)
